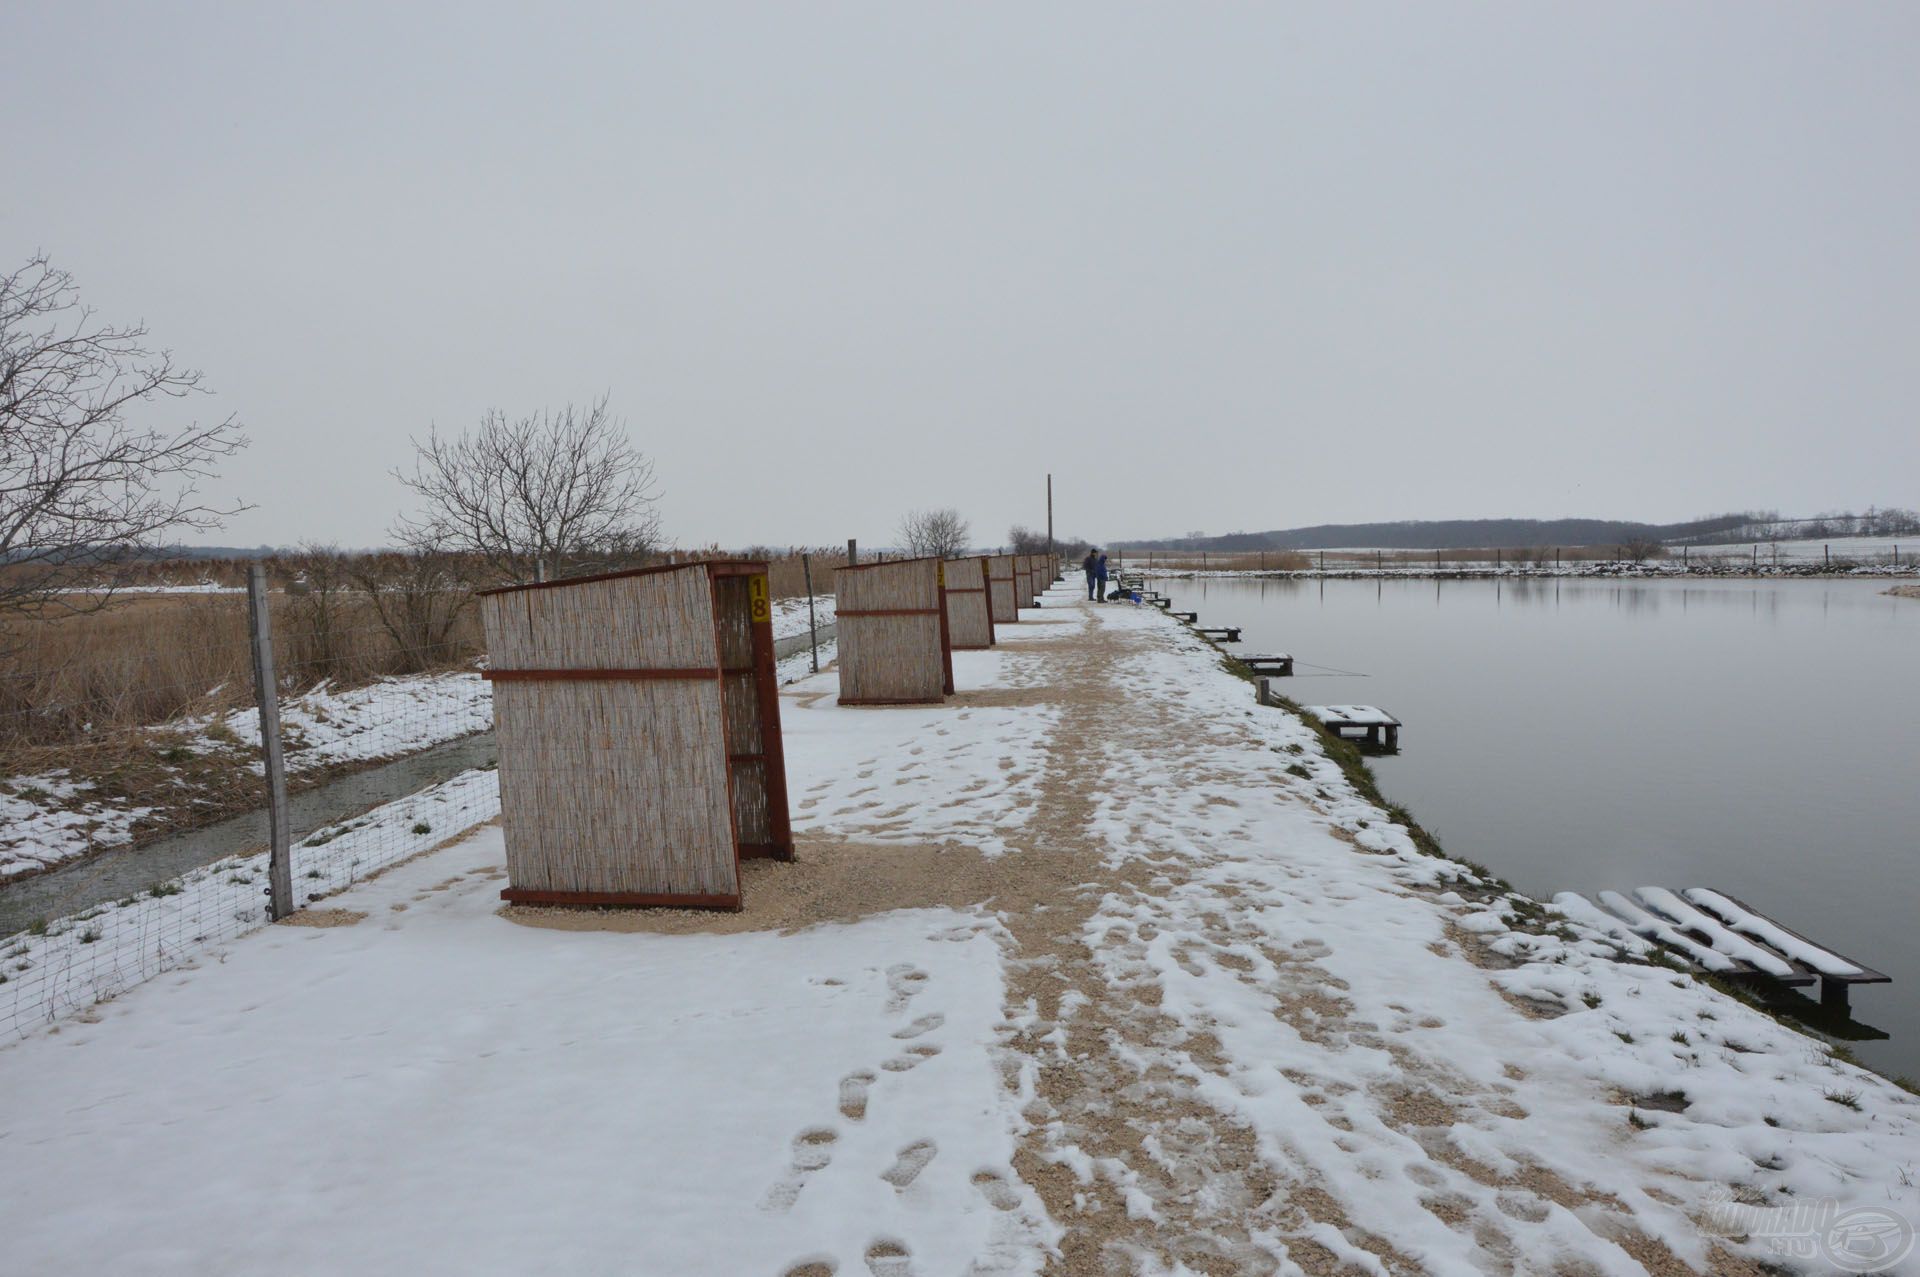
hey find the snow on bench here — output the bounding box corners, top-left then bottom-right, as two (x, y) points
(1567, 887), (1890, 1013)
(1303, 705), (1399, 728)
(1684, 889), (1883, 985)
(1634, 887), (1798, 979)
(1594, 890), (1744, 974)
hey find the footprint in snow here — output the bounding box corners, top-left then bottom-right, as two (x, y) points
(880, 1044), (941, 1072)
(865, 1240), (915, 1277)
(838, 1070), (876, 1121)
(880, 1139), (938, 1189)
(760, 1127), (838, 1212)
(971, 1170), (1021, 1212)
(883, 964), (929, 1013)
(891, 1013), (944, 1040)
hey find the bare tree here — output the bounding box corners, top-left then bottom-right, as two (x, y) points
(1007, 525), (1048, 555)
(0, 254), (247, 627)
(393, 396), (662, 582)
(898, 508), (970, 558)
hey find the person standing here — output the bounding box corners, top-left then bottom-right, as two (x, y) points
(1095, 550), (1109, 601)
(1083, 547), (1100, 600)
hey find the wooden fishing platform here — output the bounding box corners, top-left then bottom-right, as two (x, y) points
(1302, 704), (1398, 751)
(1238, 652), (1294, 677)
(1171, 610), (1197, 623)
(1196, 625), (1241, 642)
(1563, 887), (1890, 1012)
(1151, 597), (1172, 610)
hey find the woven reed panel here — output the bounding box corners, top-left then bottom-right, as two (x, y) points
(986, 554), (1018, 624)
(480, 564), (739, 899)
(943, 557), (994, 650)
(490, 677), (736, 896)
(482, 568), (719, 671)
(835, 558), (944, 703)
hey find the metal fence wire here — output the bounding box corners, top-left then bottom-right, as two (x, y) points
(0, 571), (840, 1038)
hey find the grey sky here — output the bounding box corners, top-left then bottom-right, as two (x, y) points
(5, 2), (1915, 550)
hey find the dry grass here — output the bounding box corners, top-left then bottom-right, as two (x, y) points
(0, 592), (482, 760)
(0, 546), (845, 773)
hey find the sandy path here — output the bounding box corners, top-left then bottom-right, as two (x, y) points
(507, 601), (1771, 1274)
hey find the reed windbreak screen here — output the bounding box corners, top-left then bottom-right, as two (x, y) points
(943, 557), (994, 650)
(986, 554), (1018, 625)
(835, 557), (953, 704)
(478, 560), (791, 910)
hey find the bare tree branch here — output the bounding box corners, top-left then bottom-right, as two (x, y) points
(0, 254), (249, 631)
(898, 508), (971, 559)
(392, 396), (663, 582)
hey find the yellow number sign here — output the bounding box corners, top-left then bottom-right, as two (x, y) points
(748, 574), (771, 624)
(936, 561), (946, 587)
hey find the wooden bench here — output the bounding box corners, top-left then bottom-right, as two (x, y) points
(1302, 704), (1398, 752)
(1238, 652), (1294, 677)
(1567, 887), (1890, 1012)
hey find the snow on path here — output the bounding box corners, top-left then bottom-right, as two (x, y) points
(1046, 602), (1919, 1274)
(0, 831), (1036, 1277)
(4, 581), (1916, 1275)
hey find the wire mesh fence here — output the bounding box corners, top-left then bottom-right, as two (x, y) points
(0, 560), (845, 1038)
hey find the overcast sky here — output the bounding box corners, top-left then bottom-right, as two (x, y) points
(5, 2), (1915, 550)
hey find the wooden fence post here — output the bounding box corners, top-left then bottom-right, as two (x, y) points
(246, 564), (294, 921)
(847, 538), (858, 566)
(803, 553), (819, 674)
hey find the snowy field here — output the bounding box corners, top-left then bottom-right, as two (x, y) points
(0, 670), (492, 879)
(773, 592), (837, 639)
(3, 582), (1916, 1275)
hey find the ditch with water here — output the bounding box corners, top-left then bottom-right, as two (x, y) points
(1176, 575), (1920, 1079)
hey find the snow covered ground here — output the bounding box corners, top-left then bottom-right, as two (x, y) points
(3, 584), (1916, 1275)
(1, 670), (492, 878)
(207, 670), (492, 773)
(774, 592), (837, 639)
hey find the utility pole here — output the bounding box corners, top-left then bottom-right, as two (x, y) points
(1046, 473), (1054, 562)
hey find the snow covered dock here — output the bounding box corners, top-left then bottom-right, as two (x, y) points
(1560, 888), (1891, 1011)
(2, 580), (1916, 1275)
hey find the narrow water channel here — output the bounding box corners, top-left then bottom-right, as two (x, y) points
(0, 732), (498, 936)
(1176, 575), (1920, 1079)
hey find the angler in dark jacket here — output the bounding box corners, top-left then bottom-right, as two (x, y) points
(1083, 549), (1101, 600)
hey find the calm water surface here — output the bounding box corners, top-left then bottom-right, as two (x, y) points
(1179, 576), (1920, 1078)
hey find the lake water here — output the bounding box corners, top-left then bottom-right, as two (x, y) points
(1176, 575), (1920, 1079)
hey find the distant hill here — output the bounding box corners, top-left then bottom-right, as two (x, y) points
(1117, 515), (1754, 553)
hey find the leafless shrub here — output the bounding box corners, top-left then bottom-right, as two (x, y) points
(1619, 538), (1665, 564)
(347, 551), (477, 673)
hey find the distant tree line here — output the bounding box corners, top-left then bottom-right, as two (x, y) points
(1117, 509), (1918, 554)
